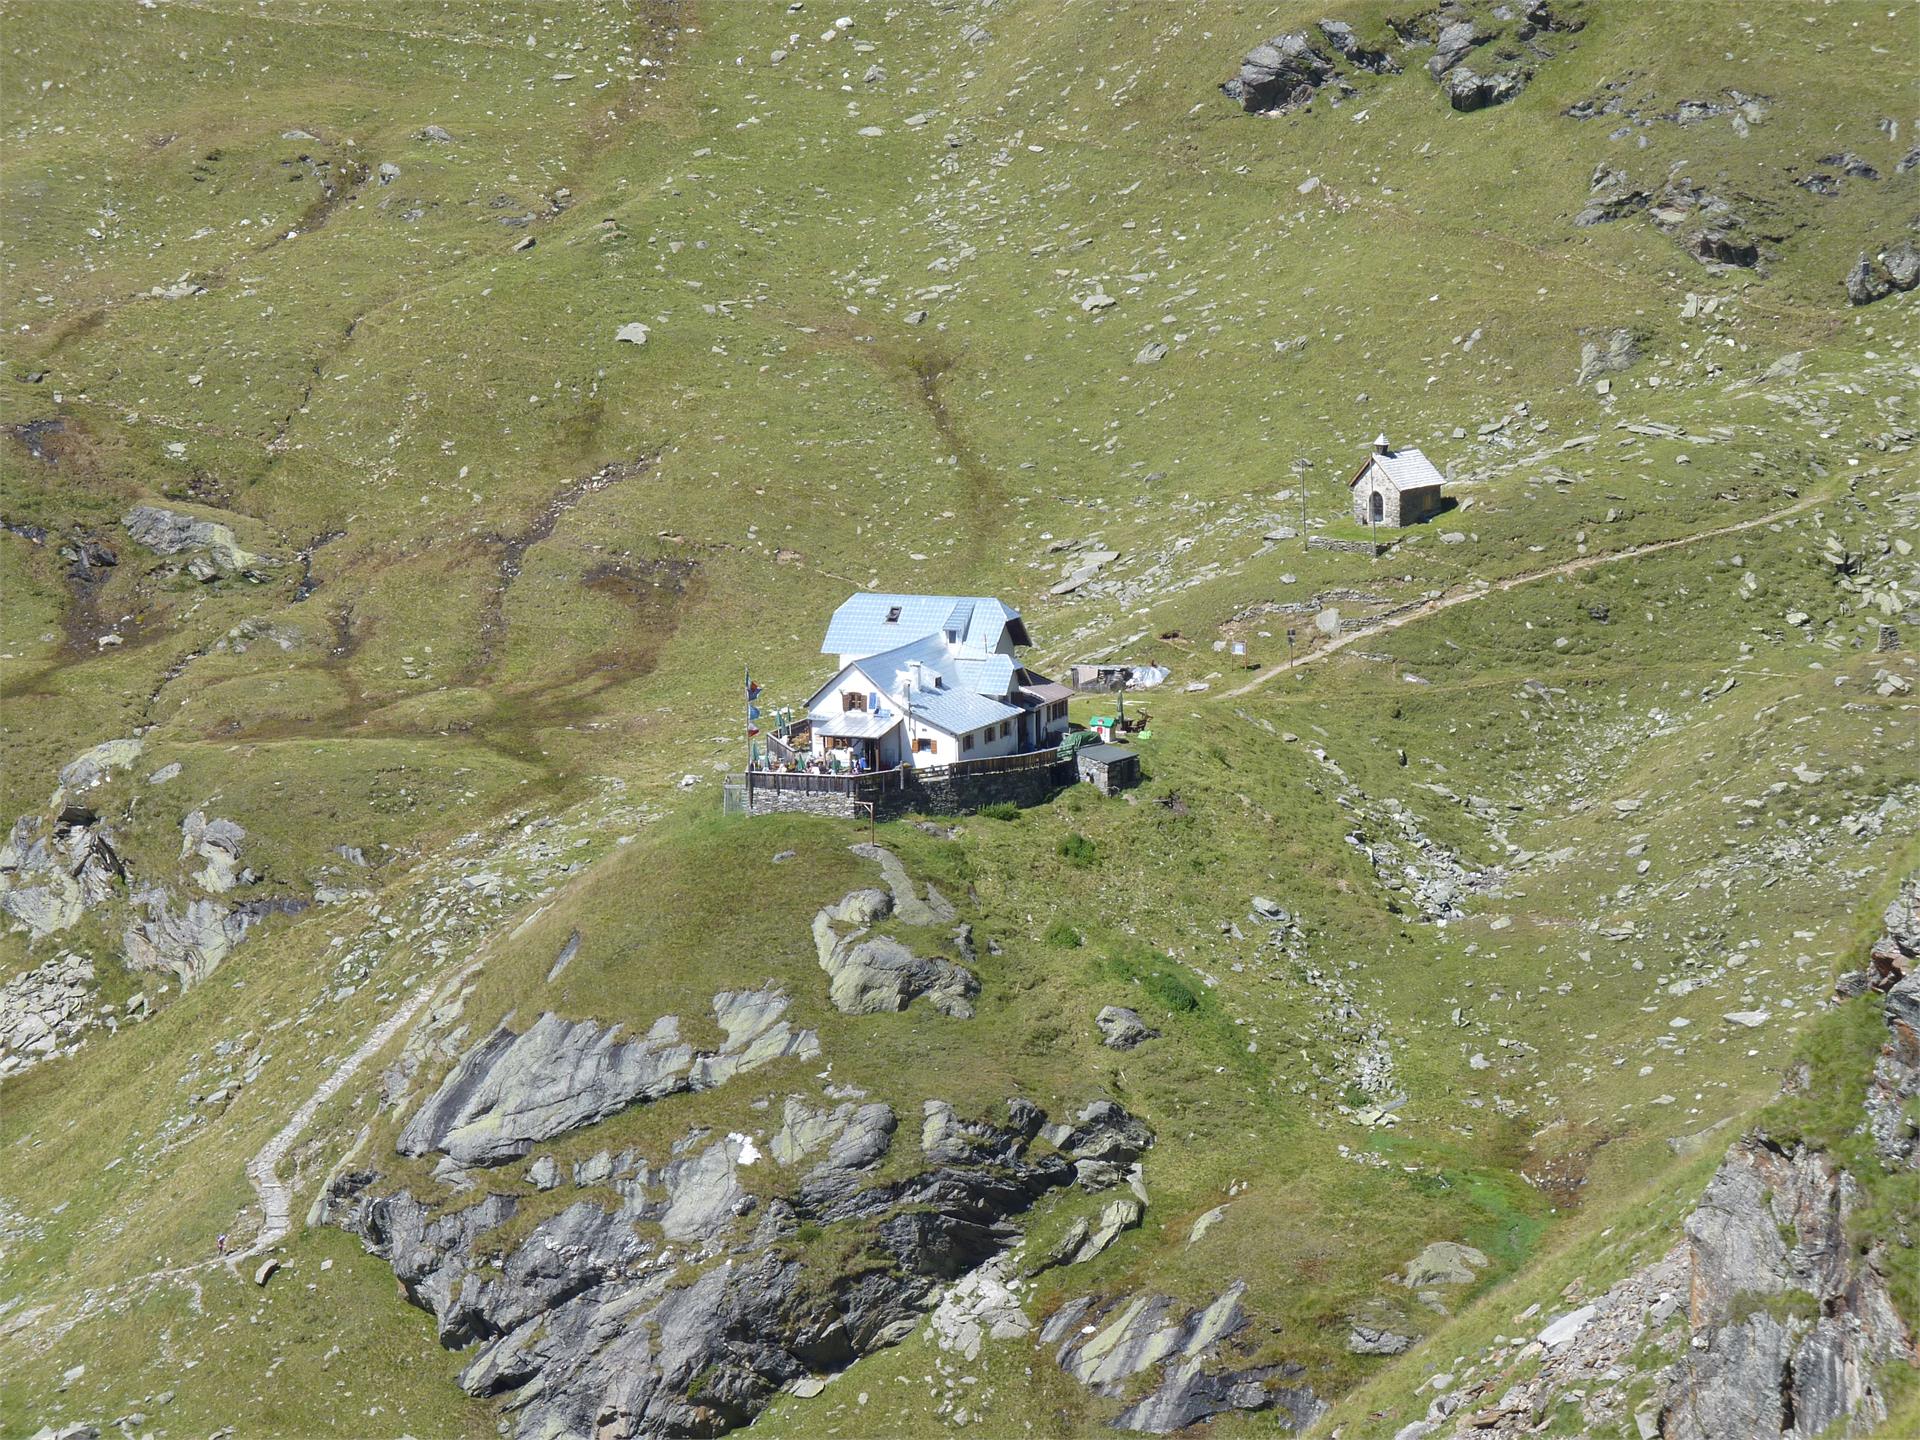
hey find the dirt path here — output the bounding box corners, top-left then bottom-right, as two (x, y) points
(232, 960), (479, 1264)
(1225, 496), (1821, 698)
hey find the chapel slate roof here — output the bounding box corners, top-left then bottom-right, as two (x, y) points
(1350, 445), (1446, 491)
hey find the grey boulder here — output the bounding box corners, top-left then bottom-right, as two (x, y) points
(1096, 1005), (1159, 1050)
(123, 505), (274, 580)
(1845, 254), (1891, 306)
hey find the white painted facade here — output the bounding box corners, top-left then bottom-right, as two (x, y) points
(796, 593), (1069, 773)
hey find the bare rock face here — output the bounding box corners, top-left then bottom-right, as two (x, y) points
(122, 890), (299, 987)
(0, 810), (122, 940)
(333, 1095), (1138, 1439)
(1655, 973), (1920, 1439)
(1, 741), (143, 940)
(1042, 1099), (1155, 1190)
(1041, 1281), (1323, 1433)
(180, 811), (248, 893)
(1867, 973), (1920, 1165)
(397, 990), (818, 1165)
(57, 738), (144, 793)
(1427, 19), (1488, 79)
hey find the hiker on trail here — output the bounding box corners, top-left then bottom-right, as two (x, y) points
(217, 1232), (228, 1256)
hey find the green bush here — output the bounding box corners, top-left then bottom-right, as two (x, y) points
(1042, 918), (1082, 948)
(977, 801), (1021, 821)
(1143, 967), (1200, 1012)
(1057, 831), (1098, 867)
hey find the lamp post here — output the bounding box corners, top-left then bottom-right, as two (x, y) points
(1292, 457), (1311, 551)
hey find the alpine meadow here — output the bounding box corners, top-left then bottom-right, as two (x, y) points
(1, 3), (1917, 1440)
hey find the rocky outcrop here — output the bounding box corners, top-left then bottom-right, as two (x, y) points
(2, 740), (144, 942)
(928, 1255), (1032, 1359)
(811, 853), (979, 1018)
(335, 1094), (1142, 1439)
(1577, 167), (1764, 269)
(1317, 19), (1397, 74)
(0, 740), (295, 1003)
(1576, 164), (1651, 227)
(1866, 976), (1920, 1168)
(57, 739), (144, 793)
(1221, 33), (1337, 113)
(1423, 902), (1920, 1439)
(123, 504), (275, 581)
(847, 842), (955, 925)
(1222, 7), (1577, 120)
(1653, 947), (1919, 1439)
(1576, 328), (1639, 385)
(397, 988), (818, 1165)
(1, 810), (123, 940)
(121, 890), (296, 986)
(1444, 67), (1529, 111)
(0, 953), (97, 1079)
(1686, 227), (1759, 268)
(1042, 1280), (1323, 1433)
(180, 811), (249, 893)
(1426, 20), (1489, 79)
(817, 931), (978, 1017)
(1397, 1239), (1490, 1291)
(1042, 1098), (1155, 1190)
(1657, 1135), (1910, 1438)
(1846, 243), (1920, 306)
(1347, 1320), (1413, 1356)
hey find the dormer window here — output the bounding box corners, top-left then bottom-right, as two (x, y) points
(944, 628), (957, 642)
(885, 606), (901, 623)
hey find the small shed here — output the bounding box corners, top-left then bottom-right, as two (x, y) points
(1075, 743), (1140, 796)
(1349, 435), (1446, 528)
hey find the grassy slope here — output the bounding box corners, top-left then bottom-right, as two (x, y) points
(2, 0), (1916, 1436)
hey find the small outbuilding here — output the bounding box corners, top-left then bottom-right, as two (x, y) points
(1349, 435), (1446, 528)
(1075, 743), (1140, 796)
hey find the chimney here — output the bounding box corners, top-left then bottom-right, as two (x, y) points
(1373, 433), (1391, 454)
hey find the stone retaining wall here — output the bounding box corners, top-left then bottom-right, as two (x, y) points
(902, 760), (1070, 816)
(1307, 535), (1394, 557)
(725, 760), (1077, 820)
(721, 784), (863, 820)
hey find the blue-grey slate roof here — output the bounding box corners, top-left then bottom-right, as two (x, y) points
(902, 686), (1021, 735)
(821, 593), (1027, 659)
